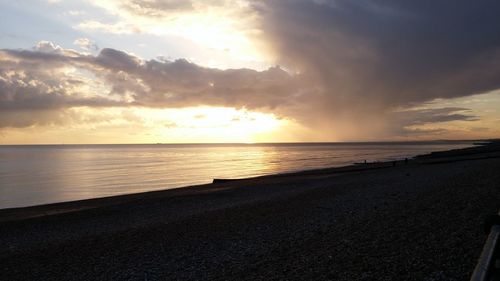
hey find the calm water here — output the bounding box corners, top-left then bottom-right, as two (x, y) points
(0, 142), (474, 209)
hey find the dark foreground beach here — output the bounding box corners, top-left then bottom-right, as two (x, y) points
(1, 142), (500, 280)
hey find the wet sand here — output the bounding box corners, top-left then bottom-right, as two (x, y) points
(1, 142), (500, 280)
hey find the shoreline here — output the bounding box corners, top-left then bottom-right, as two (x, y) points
(0, 140), (475, 210)
(0, 160), (399, 223)
(0, 140), (497, 223)
(2, 140), (500, 280)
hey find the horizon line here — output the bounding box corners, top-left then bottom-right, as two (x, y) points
(0, 139), (495, 146)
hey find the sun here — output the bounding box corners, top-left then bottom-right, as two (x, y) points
(135, 106), (283, 143)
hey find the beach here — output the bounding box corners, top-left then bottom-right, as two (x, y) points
(1, 142), (500, 280)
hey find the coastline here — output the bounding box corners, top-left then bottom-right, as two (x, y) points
(1, 141), (500, 280)
(0, 141), (491, 222)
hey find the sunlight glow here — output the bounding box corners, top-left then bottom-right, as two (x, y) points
(141, 106), (282, 143)
(83, 0), (268, 67)
(0, 106), (287, 144)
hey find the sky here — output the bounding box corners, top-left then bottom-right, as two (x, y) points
(1, 0), (499, 144)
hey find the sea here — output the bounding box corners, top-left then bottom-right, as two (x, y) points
(0, 141), (475, 209)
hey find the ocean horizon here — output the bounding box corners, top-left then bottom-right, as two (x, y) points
(0, 141), (476, 209)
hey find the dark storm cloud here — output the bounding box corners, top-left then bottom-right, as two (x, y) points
(257, 0), (500, 104)
(245, 0), (500, 138)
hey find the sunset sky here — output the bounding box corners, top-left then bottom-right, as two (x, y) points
(1, 0), (500, 144)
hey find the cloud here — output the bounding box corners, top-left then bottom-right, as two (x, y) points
(0, 43), (300, 128)
(33, 41), (83, 57)
(253, 0), (500, 139)
(0, 46), (122, 128)
(67, 10), (85, 16)
(79, 0), (265, 65)
(399, 127), (449, 137)
(73, 38), (99, 51)
(34, 41), (63, 53)
(76, 20), (142, 35)
(0, 110), (67, 128)
(5, 0), (500, 143)
(90, 0), (237, 17)
(394, 107), (480, 126)
(81, 0), (253, 35)
(119, 0), (195, 16)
